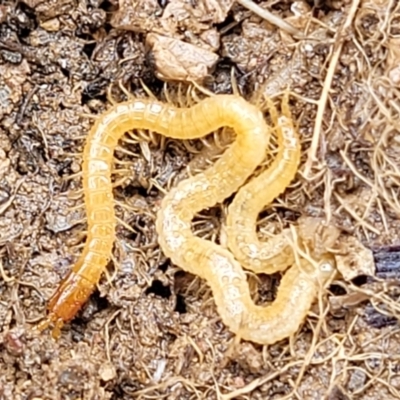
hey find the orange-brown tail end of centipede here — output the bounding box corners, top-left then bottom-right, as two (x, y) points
(36, 312), (64, 339)
(37, 271), (96, 339)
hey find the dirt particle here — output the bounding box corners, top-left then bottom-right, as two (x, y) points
(3, 328), (26, 356)
(99, 362), (116, 382)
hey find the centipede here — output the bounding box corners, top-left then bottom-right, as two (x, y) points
(39, 93), (336, 344)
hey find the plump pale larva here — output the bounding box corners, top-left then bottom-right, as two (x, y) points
(39, 95), (270, 338)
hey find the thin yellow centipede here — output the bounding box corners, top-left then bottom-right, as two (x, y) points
(39, 94), (335, 344)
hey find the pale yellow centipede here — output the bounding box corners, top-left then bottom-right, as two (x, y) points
(39, 94), (335, 344)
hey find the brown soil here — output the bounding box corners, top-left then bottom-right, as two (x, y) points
(1, 0), (400, 399)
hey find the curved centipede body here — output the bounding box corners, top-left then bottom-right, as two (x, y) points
(40, 92), (336, 344)
(40, 95), (269, 337)
(156, 96), (335, 345)
(226, 98), (301, 274)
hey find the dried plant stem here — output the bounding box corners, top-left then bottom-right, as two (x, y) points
(237, 0), (305, 38)
(303, 0), (361, 178)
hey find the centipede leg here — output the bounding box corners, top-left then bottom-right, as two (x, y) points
(71, 217), (87, 226)
(264, 97), (279, 127)
(112, 177), (131, 188)
(107, 83), (118, 106)
(69, 230), (87, 243)
(186, 85), (199, 107)
(114, 199), (142, 214)
(113, 158), (136, 166)
(230, 68), (240, 97)
(190, 80), (215, 98)
(80, 112), (99, 120)
(140, 79), (157, 100)
(112, 168), (132, 175)
(68, 202), (85, 212)
(67, 190), (84, 200)
(64, 171), (83, 181)
(115, 216), (137, 234)
(163, 84), (174, 105)
(118, 80), (134, 101)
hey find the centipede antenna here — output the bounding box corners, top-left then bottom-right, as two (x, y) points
(63, 151), (82, 157)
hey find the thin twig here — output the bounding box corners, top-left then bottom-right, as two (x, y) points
(303, 0), (361, 178)
(221, 361), (303, 400)
(237, 0), (305, 38)
(0, 178), (25, 216)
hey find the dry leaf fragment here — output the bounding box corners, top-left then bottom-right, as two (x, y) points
(146, 33), (218, 82)
(334, 235), (375, 280)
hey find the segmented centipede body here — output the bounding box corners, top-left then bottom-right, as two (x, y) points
(226, 98), (301, 274)
(40, 91), (336, 344)
(156, 97), (335, 345)
(41, 95), (270, 338)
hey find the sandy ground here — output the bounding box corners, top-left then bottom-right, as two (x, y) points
(1, 0), (400, 399)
